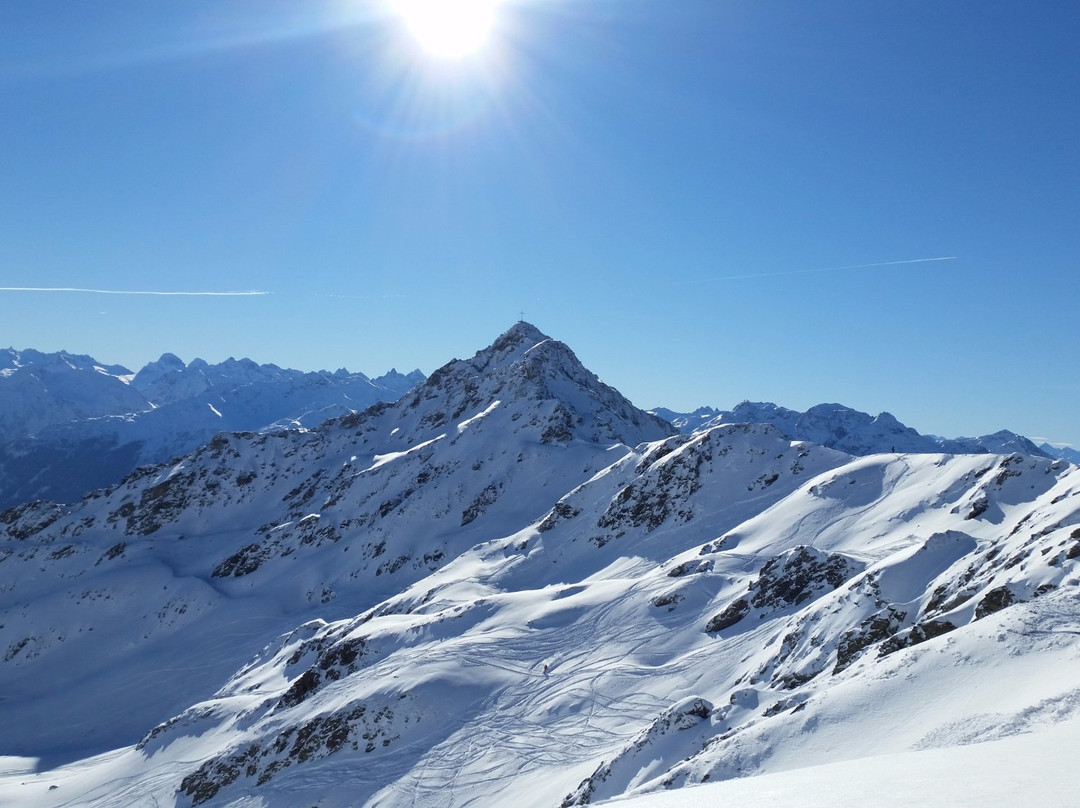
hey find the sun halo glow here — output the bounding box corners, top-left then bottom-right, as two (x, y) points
(390, 0), (500, 60)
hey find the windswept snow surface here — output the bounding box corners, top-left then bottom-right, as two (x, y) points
(602, 709), (1080, 808)
(0, 323), (1077, 807)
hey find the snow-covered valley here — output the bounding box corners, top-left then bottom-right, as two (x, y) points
(1, 323), (1077, 807)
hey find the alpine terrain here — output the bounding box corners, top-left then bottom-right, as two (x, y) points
(1, 322), (1078, 807)
(0, 348), (423, 510)
(651, 402), (1051, 457)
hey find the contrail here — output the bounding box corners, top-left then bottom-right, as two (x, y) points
(698, 256), (957, 283)
(0, 287), (268, 296)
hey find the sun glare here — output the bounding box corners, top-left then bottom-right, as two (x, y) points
(390, 0), (499, 60)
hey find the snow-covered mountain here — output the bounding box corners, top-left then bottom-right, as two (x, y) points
(0, 348), (424, 509)
(1, 323), (1077, 808)
(0, 348), (145, 444)
(653, 401), (1051, 458)
(130, 353), (423, 412)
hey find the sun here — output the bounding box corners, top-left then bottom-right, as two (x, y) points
(389, 0), (500, 60)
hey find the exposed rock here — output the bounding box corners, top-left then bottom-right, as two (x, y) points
(179, 699), (409, 804)
(0, 500), (63, 540)
(975, 585), (1016, 619)
(705, 598), (750, 632)
(561, 697), (714, 806)
(878, 619), (958, 658)
(750, 546), (857, 611)
(834, 608), (907, 673)
(538, 501), (582, 533)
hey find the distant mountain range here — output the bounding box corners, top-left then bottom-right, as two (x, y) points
(2, 344), (1070, 515)
(0, 347), (424, 509)
(1040, 441), (1080, 464)
(650, 402), (1058, 459)
(0, 323), (1076, 807)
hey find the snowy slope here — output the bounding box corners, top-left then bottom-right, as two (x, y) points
(0, 324), (1077, 808)
(601, 704), (1080, 808)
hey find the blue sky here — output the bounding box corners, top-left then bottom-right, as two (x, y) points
(1, 1), (1077, 446)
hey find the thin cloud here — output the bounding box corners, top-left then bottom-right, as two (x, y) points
(693, 256), (958, 284)
(0, 287), (268, 296)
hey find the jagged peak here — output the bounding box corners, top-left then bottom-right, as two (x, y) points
(131, 353), (188, 392)
(466, 321), (557, 374)
(422, 322), (556, 387)
(730, 400), (798, 417)
(492, 320), (550, 351)
(374, 367), (425, 383)
(399, 323), (673, 446)
(151, 352), (186, 370)
(0, 347), (133, 376)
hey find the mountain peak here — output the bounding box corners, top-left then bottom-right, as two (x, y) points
(493, 320), (549, 350)
(479, 321), (552, 367)
(371, 368), (426, 396)
(131, 353), (186, 388)
(398, 323), (672, 447)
